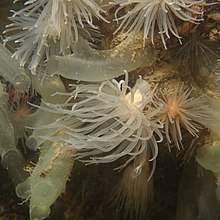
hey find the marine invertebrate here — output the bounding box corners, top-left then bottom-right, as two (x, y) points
(195, 98), (220, 208)
(113, 159), (153, 220)
(196, 97), (220, 138)
(47, 36), (154, 82)
(173, 28), (220, 92)
(176, 161), (220, 220)
(24, 72), (69, 150)
(157, 84), (208, 149)
(0, 44), (30, 91)
(173, 28), (220, 73)
(16, 140), (75, 220)
(7, 87), (33, 140)
(4, 0), (108, 72)
(33, 74), (163, 175)
(0, 83), (28, 186)
(2, 1), (220, 219)
(114, 0), (205, 48)
(196, 131), (220, 204)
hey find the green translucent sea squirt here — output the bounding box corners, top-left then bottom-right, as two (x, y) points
(47, 37), (154, 81)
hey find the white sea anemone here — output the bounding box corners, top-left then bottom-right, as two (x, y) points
(33, 74), (163, 175)
(113, 160), (153, 220)
(114, 0), (204, 48)
(4, 0), (108, 72)
(157, 84), (208, 150)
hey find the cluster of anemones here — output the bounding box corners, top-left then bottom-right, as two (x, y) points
(30, 74), (209, 175)
(4, 0), (207, 71)
(24, 74), (209, 220)
(33, 74), (162, 176)
(1, 1), (218, 220)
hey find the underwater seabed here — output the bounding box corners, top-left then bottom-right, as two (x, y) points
(0, 0), (220, 220)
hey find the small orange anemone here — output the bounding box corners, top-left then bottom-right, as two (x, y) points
(157, 84), (208, 150)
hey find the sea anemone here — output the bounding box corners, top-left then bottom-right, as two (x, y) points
(6, 83), (39, 141)
(113, 159), (153, 220)
(172, 27), (220, 91)
(173, 27), (220, 73)
(157, 84), (208, 150)
(114, 0), (204, 48)
(4, 0), (108, 72)
(33, 74), (163, 175)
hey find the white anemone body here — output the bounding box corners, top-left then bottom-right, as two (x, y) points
(115, 0), (204, 48)
(36, 75), (163, 174)
(5, 0), (107, 72)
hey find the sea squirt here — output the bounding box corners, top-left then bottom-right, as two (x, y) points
(47, 37), (154, 82)
(24, 72), (69, 150)
(0, 44), (30, 91)
(0, 83), (28, 186)
(16, 141), (74, 220)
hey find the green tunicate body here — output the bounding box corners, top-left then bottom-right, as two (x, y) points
(24, 73), (68, 150)
(176, 162), (220, 220)
(0, 83), (28, 185)
(47, 38), (154, 82)
(196, 133), (220, 204)
(16, 141), (74, 220)
(196, 140), (220, 173)
(0, 44), (30, 91)
(31, 73), (66, 104)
